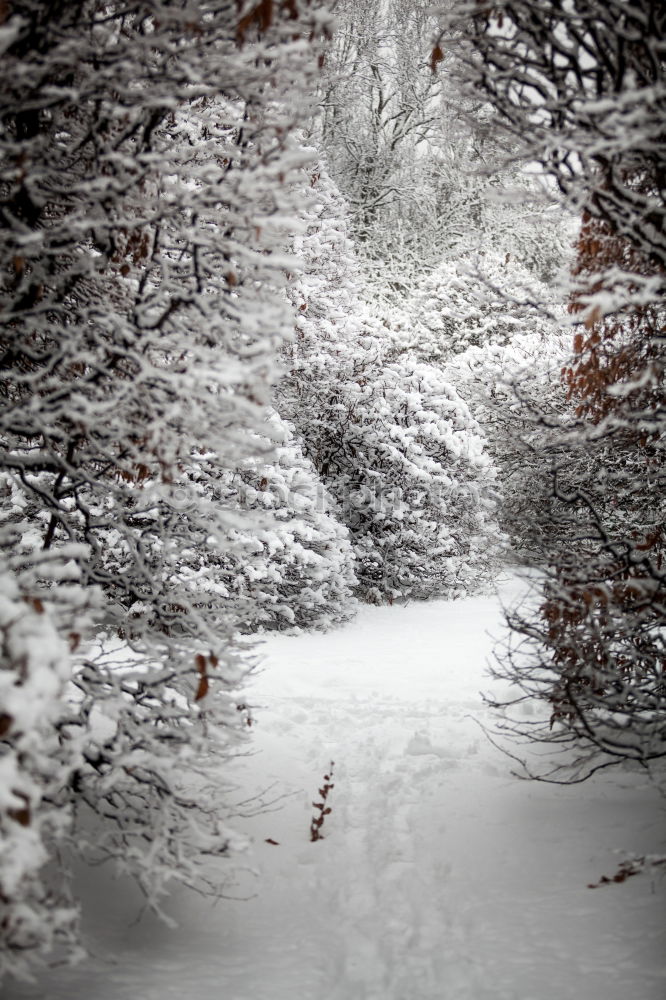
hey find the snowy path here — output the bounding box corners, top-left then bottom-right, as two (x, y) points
(7, 581), (666, 1000)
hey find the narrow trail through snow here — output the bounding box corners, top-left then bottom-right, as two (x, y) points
(6, 581), (666, 1000)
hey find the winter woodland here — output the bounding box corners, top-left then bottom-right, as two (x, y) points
(0, 0), (664, 988)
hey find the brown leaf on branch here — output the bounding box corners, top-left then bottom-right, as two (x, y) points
(237, 0), (274, 42)
(195, 653), (209, 701)
(8, 792), (31, 827)
(584, 305), (602, 330)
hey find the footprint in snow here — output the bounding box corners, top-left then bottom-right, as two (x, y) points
(404, 732), (458, 765)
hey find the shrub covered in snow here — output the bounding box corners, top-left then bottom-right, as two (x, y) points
(0, 513), (96, 978)
(278, 170), (502, 602)
(175, 415), (357, 632)
(443, 332), (572, 556)
(0, 0), (329, 979)
(442, 0), (666, 783)
(325, 352), (502, 602)
(399, 251), (563, 362)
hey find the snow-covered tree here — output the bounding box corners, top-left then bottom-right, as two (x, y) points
(278, 169), (502, 602)
(442, 0), (666, 781)
(0, 0), (330, 978)
(317, 0), (569, 305)
(440, 1), (666, 282)
(176, 414), (357, 633)
(319, 1), (439, 230)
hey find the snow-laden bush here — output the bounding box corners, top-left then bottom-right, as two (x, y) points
(440, 0), (666, 785)
(397, 251), (562, 362)
(175, 416), (357, 632)
(0, 509), (96, 978)
(443, 332), (572, 556)
(0, 0), (330, 979)
(279, 169), (502, 601)
(327, 352), (502, 602)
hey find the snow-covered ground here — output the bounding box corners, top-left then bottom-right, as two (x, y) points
(7, 578), (666, 1000)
